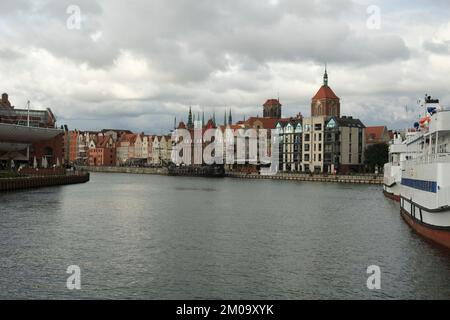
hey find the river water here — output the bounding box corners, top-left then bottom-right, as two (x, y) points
(1, 173), (449, 299)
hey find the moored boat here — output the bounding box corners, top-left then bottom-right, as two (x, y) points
(399, 95), (450, 249)
(383, 131), (420, 201)
(168, 164), (225, 178)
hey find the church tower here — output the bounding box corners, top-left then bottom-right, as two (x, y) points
(311, 67), (340, 117)
(263, 99), (282, 119)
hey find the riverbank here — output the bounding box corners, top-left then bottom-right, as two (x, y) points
(227, 172), (383, 184)
(0, 172), (90, 192)
(78, 166), (168, 175)
(79, 166), (382, 184)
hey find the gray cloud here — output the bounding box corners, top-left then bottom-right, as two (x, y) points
(423, 40), (450, 54)
(0, 0), (448, 133)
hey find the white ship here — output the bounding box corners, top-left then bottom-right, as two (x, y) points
(398, 95), (450, 249)
(383, 131), (420, 201)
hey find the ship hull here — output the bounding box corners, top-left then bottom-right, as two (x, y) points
(400, 206), (450, 249)
(383, 189), (400, 202)
(383, 162), (403, 202)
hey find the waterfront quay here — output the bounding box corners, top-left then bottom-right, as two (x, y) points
(79, 165), (382, 184)
(0, 169), (89, 192)
(228, 172), (383, 184)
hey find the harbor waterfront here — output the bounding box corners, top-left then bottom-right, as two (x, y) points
(79, 166), (383, 184)
(1, 172), (449, 299)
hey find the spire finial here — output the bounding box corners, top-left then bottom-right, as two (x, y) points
(323, 63), (328, 87)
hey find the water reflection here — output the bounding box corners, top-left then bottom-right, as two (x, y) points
(0, 173), (449, 299)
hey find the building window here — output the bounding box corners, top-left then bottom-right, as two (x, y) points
(305, 134), (310, 142)
(304, 144), (310, 152)
(319, 144), (322, 152)
(318, 154), (322, 162)
(304, 154), (310, 162)
(315, 124), (322, 131)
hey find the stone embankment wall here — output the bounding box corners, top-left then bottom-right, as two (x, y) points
(0, 173), (90, 192)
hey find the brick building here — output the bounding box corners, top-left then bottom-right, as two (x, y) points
(88, 135), (116, 166)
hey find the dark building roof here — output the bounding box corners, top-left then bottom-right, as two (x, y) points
(327, 116), (365, 128)
(276, 116), (302, 128)
(101, 129), (133, 134)
(337, 116), (365, 128)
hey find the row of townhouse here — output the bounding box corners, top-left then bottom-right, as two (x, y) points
(66, 129), (173, 166)
(172, 69), (369, 174)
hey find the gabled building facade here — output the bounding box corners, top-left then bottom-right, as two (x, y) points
(88, 135), (116, 166)
(276, 117), (303, 172)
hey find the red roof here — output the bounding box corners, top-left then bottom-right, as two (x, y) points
(245, 117), (290, 129)
(205, 119), (215, 129)
(365, 126), (387, 142)
(312, 85), (339, 100)
(97, 135), (113, 148)
(218, 124), (244, 132)
(263, 99), (282, 107)
(118, 133), (137, 144)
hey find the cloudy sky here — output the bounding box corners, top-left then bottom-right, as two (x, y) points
(1, 0), (450, 134)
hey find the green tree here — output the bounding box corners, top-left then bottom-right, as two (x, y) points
(365, 143), (389, 173)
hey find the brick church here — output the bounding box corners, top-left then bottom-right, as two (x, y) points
(311, 67), (340, 117)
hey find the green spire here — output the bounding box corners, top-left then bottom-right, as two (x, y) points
(323, 63), (328, 87)
(187, 106), (193, 128)
(228, 108), (232, 125)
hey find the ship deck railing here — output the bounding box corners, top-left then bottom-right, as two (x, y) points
(402, 153), (450, 166)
